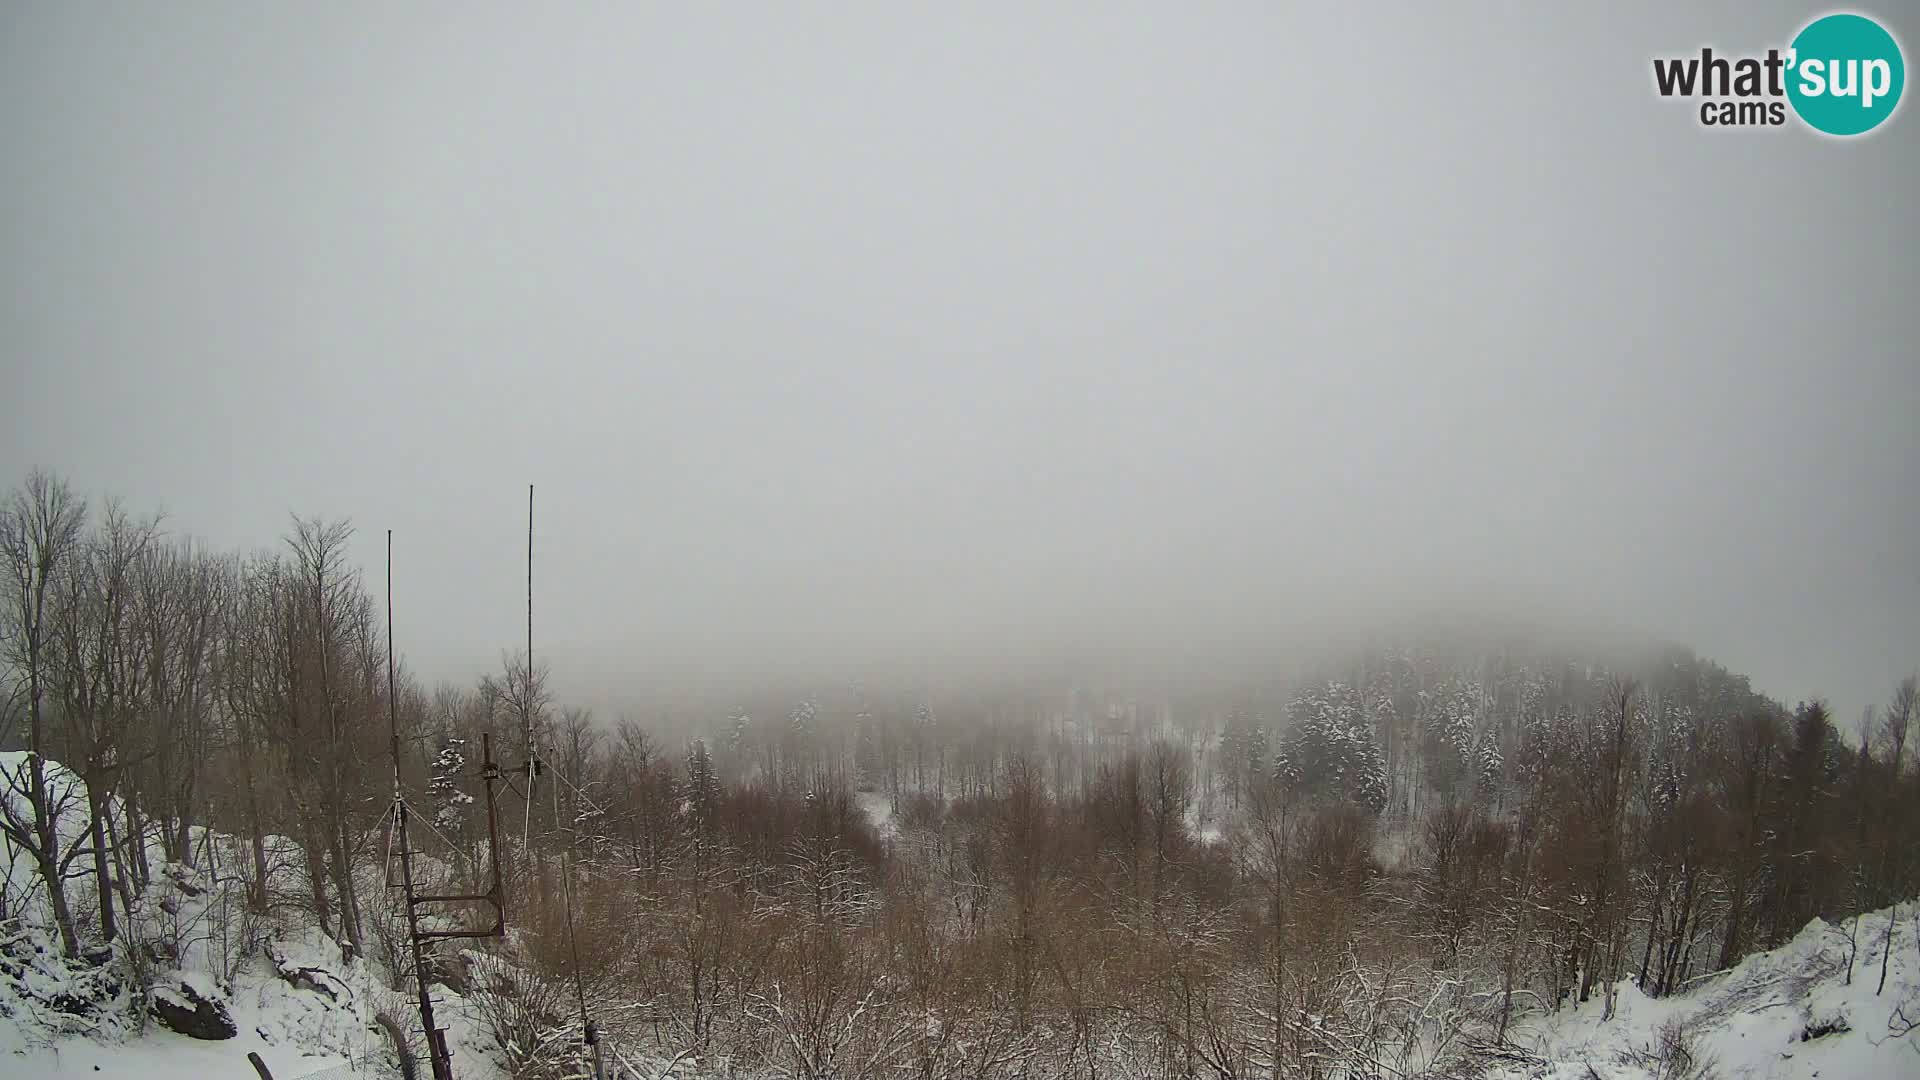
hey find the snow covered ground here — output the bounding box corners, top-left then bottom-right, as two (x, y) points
(12, 1019), (353, 1080)
(0, 749), (501, 1080)
(4, 924), (362, 1078)
(8, 895), (1917, 1080)
(3, 926), (504, 1080)
(857, 789), (897, 842)
(1499, 902), (1919, 1080)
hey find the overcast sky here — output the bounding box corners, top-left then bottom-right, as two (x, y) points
(2, 4), (1915, 719)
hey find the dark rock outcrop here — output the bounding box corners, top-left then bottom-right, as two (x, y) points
(150, 980), (236, 1040)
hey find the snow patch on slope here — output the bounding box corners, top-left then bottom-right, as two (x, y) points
(0, 750), (508, 1078)
(1498, 902), (1920, 1080)
(858, 790), (898, 841)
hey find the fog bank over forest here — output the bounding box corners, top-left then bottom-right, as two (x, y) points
(4, 3), (1916, 720)
(554, 592), (1692, 715)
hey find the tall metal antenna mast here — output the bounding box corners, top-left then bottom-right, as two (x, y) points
(523, 485), (539, 854)
(527, 483), (533, 710)
(388, 532), (455, 1080)
(385, 531), (509, 1080)
(524, 484), (605, 1079)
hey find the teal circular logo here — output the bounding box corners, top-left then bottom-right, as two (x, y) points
(1786, 13), (1905, 136)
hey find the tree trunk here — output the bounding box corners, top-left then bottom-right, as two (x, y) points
(1271, 886), (1286, 1080)
(27, 756), (82, 957)
(1637, 883), (1663, 989)
(36, 846), (83, 957)
(302, 817), (334, 939)
(163, 820), (181, 864)
(123, 791), (151, 891)
(1877, 904), (1896, 995)
(245, 765), (269, 912)
(329, 816), (363, 954)
(1720, 871), (1749, 970)
(173, 807), (193, 870)
(1659, 868), (1698, 997)
(104, 807), (138, 930)
(1846, 909), (1861, 985)
(86, 780), (117, 942)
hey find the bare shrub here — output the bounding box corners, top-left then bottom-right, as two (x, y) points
(465, 946), (574, 1079)
(1620, 1016), (1719, 1080)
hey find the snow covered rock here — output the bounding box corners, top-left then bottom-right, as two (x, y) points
(149, 978), (236, 1040)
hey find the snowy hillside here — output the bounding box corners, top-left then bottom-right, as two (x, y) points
(0, 749), (498, 1080)
(2, 923), (504, 1079)
(1500, 902), (1919, 1080)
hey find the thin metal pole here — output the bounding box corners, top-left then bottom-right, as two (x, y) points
(523, 486), (536, 859)
(527, 484), (533, 714)
(387, 531), (403, 795)
(555, 739), (602, 1078)
(389, 531), (454, 1080)
(482, 732), (506, 926)
(527, 486), (603, 1079)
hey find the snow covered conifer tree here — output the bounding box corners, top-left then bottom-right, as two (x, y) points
(684, 738), (719, 828)
(1281, 682), (1389, 813)
(428, 735), (474, 835)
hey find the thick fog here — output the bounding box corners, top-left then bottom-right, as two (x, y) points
(2, 5), (1915, 719)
